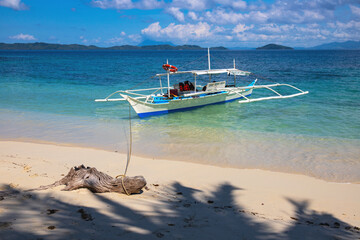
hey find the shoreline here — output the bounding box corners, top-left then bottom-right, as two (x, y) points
(1, 137), (359, 185)
(1, 140), (359, 239)
(1, 108), (360, 184)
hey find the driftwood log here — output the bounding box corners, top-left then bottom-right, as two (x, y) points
(31, 165), (146, 195)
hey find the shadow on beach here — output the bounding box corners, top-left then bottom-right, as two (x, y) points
(0, 182), (358, 240)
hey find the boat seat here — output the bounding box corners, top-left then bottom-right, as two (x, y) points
(205, 81), (226, 92)
(169, 89), (178, 97)
(174, 82), (184, 92)
(183, 81), (195, 91)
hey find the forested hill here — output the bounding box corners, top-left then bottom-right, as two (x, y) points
(0, 42), (227, 51)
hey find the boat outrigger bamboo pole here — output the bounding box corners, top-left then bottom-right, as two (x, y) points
(115, 103), (132, 196)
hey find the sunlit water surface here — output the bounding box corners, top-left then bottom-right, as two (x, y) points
(0, 50), (359, 182)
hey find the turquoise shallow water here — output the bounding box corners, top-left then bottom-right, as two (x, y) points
(0, 50), (359, 182)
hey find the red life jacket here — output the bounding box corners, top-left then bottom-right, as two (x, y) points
(184, 83), (190, 91)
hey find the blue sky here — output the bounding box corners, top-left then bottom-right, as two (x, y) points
(0, 0), (359, 47)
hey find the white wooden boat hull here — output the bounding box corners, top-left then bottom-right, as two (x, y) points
(121, 89), (253, 118)
(95, 50), (309, 117)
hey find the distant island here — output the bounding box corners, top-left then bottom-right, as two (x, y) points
(0, 42), (227, 51)
(1, 41), (359, 51)
(258, 41), (360, 50)
(256, 44), (293, 50)
(309, 41), (360, 50)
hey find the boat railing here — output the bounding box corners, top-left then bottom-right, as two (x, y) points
(94, 86), (170, 102)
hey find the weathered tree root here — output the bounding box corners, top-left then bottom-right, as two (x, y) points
(29, 165), (146, 195)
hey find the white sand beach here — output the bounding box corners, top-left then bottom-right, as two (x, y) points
(0, 140), (359, 239)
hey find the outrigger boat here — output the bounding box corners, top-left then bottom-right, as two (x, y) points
(95, 49), (308, 118)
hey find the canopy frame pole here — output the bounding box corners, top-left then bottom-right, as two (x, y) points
(194, 74), (197, 93)
(159, 76), (163, 95)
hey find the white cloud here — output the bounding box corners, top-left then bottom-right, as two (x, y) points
(141, 22), (214, 43)
(166, 7), (185, 22)
(137, 0), (163, 9)
(9, 33), (36, 40)
(204, 8), (245, 25)
(92, 0), (163, 10)
(234, 32), (272, 42)
(262, 0), (337, 24)
(92, 0), (134, 9)
(128, 34), (142, 43)
(350, 5), (360, 18)
(188, 11), (198, 21)
(333, 20), (360, 29)
(233, 24), (254, 34)
(108, 32), (141, 45)
(213, 26), (225, 33)
(108, 36), (124, 44)
(170, 0), (247, 11)
(92, 0), (248, 11)
(0, 0), (27, 10)
(332, 31), (351, 39)
(258, 24), (296, 34)
(249, 2), (267, 11)
(191, 0), (352, 26)
(211, 0), (246, 10)
(303, 10), (326, 21)
(138, 20), (359, 47)
(202, 9), (270, 25)
(231, 0), (247, 10)
(79, 36), (88, 43)
(171, 0), (207, 11)
(327, 20), (360, 40)
(141, 22), (162, 36)
(91, 0), (360, 47)
(249, 11), (269, 23)
(258, 24), (281, 33)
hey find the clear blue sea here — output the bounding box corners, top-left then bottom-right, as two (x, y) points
(0, 50), (359, 182)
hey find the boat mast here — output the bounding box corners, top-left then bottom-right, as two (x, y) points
(208, 48), (211, 70)
(167, 59), (170, 95)
(233, 58), (236, 86)
(208, 48), (211, 82)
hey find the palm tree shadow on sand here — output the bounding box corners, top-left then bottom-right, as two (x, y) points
(0, 182), (359, 240)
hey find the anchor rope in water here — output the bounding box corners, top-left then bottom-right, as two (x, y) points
(114, 55), (210, 195)
(115, 103), (132, 196)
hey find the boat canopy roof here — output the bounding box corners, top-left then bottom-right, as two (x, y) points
(155, 68), (251, 77)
